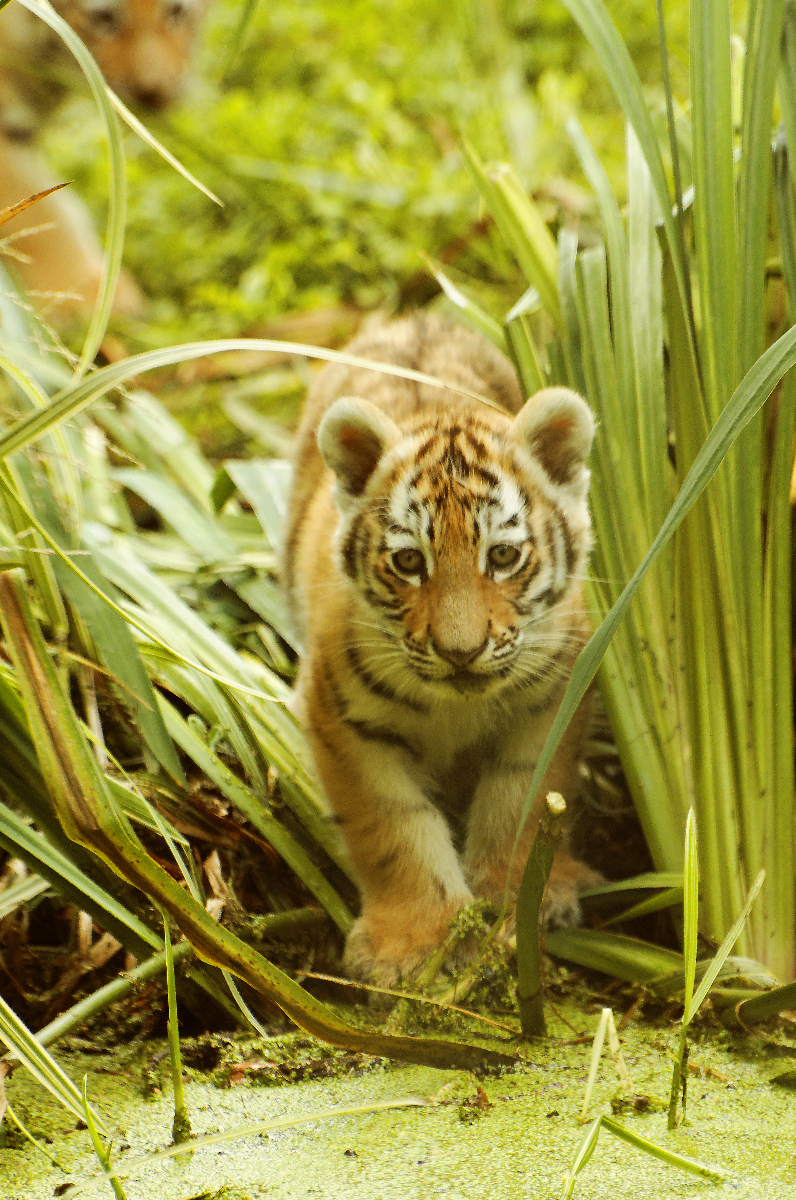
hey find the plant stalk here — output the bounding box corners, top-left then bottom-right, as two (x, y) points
(516, 792), (567, 1037)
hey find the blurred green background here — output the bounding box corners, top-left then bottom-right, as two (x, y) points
(42, 0), (690, 355)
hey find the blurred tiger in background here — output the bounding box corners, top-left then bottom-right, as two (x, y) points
(0, 0), (209, 321)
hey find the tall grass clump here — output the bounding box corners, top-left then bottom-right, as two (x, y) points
(461, 0), (796, 981)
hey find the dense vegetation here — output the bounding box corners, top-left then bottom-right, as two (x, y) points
(43, 0), (688, 350)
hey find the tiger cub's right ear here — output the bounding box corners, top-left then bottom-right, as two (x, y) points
(511, 386), (595, 497)
(317, 398), (402, 504)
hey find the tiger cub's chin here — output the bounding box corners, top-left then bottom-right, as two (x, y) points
(284, 313), (600, 985)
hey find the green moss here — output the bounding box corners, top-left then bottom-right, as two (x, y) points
(2, 1007), (795, 1198)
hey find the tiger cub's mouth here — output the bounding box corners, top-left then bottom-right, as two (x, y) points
(447, 671), (494, 694)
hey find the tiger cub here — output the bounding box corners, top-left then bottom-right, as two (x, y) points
(284, 313), (600, 984)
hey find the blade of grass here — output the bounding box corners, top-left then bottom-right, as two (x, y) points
(560, 1115), (602, 1198)
(0, 995), (105, 1130)
(600, 1115), (727, 1182)
(668, 808), (698, 1129)
(105, 89), (222, 207)
(580, 1008), (610, 1121)
(65, 1097), (430, 1197)
(163, 923), (191, 1146)
(81, 1077), (127, 1199)
(515, 792), (567, 1037)
(17, 0), (125, 379)
(0, 338), (507, 461)
(463, 143), (561, 327)
(544, 929), (683, 983)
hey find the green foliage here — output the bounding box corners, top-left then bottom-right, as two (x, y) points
(41, 0), (688, 346)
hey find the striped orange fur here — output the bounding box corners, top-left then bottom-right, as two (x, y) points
(285, 313), (600, 984)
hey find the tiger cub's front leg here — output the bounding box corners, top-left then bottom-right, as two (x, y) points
(303, 670), (472, 985)
(464, 697), (601, 927)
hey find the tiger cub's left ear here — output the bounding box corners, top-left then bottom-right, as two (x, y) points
(318, 397), (402, 506)
(511, 387), (595, 496)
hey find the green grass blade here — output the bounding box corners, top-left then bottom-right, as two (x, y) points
(600, 887), (684, 927)
(737, 0), (785, 376)
(462, 142), (562, 327)
(0, 873), (49, 919)
(544, 929), (683, 983)
(66, 1098), (430, 1197)
(689, 0), (737, 415)
(731, 979), (796, 1024)
(223, 459), (291, 553)
(560, 1116), (602, 1198)
(421, 255), (508, 351)
(0, 797), (161, 954)
(601, 1116), (728, 1182)
(0, 338), (506, 461)
(557, 0), (692, 331)
(106, 89), (222, 207)
(18, 0), (125, 379)
(0, 994), (105, 1130)
(504, 313), (547, 396)
(156, 694), (354, 931)
(686, 868), (766, 1021)
(681, 809), (699, 1014)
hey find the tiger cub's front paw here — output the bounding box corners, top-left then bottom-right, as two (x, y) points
(343, 898), (472, 987)
(542, 859), (603, 929)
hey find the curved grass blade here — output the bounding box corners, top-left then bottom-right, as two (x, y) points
(686, 868), (766, 1022)
(66, 1097), (430, 1197)
(0, 798), (161, 955)
(420, 253), (507, 351)
(544, 928), (683, 983)
(561, 1115), (602, 1198)
(81, 1077), (127, 1198)
(0, 872), (50, 918)
(0, 995), (105, 1130)
(599, 887), (684, 927)
(0, 338), (504, 461)
(600, 1115), (727, 1182)
(17, 0), (125, 379)
(105, 88), (222, 206)
(727, 979), (796, 1025)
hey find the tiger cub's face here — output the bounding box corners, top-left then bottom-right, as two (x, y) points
(57, 0), (209, 108)
(4, 0), (210, 113)
(318, 388), (594, 699)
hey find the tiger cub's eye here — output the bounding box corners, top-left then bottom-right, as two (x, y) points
(488, 543), (521, 569)
(392, 547), (425, 575)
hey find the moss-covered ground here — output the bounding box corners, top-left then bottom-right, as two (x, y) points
(2, 1003), (795, 1199)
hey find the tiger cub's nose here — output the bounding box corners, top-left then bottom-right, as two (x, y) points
(432, 640), (484, 667)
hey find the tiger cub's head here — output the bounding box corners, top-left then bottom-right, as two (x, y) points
(53, 0), (209, 110)
(318, 388), (594, 698)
